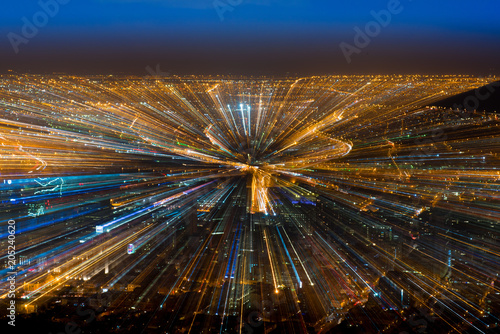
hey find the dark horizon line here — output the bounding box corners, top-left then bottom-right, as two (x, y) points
(1, 70), (498, 77)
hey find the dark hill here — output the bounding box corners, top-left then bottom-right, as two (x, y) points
(433, 80), (500, 113)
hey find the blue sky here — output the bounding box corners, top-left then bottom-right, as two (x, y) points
(1, 0), (499, 74)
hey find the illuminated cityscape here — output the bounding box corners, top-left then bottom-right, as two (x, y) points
(1, 74), (499, 333)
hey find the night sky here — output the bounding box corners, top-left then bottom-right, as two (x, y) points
(1, 0), (499, 75)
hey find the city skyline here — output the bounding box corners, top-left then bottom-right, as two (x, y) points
(1, 74), (499, 333)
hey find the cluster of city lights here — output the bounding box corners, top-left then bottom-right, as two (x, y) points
(1, 74), (499, 333)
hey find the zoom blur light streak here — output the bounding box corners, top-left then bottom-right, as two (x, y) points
(0, 74), (499, 333)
